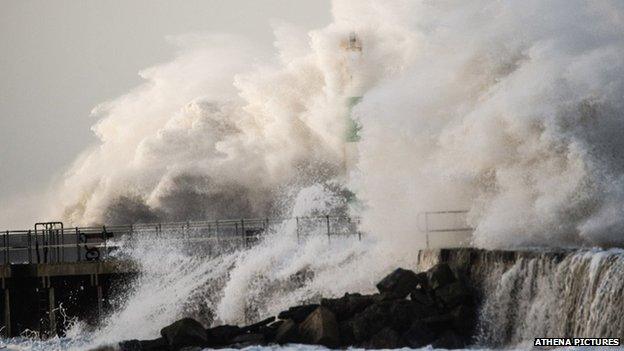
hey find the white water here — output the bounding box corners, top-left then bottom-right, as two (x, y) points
(44, 0), (624, 248)
(476, 249), (624, 346)
(3, 245), (624, 350)
(11, 0), (624, 350)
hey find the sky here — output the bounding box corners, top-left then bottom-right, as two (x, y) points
(0, 0), (331, 228)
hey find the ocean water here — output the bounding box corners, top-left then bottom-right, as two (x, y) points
(0, 338), (614, 351)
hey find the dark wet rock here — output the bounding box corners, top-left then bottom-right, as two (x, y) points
(278, 304), (319, 323)
(241, 316), (276, 333)
(338, 320), (356, 346)
(121, 265), (479, 350)
(89, 347), (116, 351)
(206, 325), (241, 346)
(410, 288), (436, 308)
(376, 268), (422, 298)
(160, 318), (208, 349)
(260, 320), (283, 341)
(414, 272), (429, 289)
(427, 264), (456, 290)
(387, 299), (422, 332)
(118, 340), (142, 351)
(435, 281), (472, 308)
(274, 319), (300, 344)
(451, 304), (477, 336)
(298, 306), (340, 348)
(139, 337), (169, 351)
(267, 320), (284, 329)
(229, 333), (266, 347)
(419, 313), (454, 334)
(321, 293), (377, 321)
(344, 299), (418, 343)
(365, 327), (404, 349)
(402, 320), (436, 348)
(432, 329), (465, 349)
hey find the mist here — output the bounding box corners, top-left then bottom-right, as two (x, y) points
(49, 0), (624, 249)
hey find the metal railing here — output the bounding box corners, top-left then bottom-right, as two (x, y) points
(0, 210), (475, 264)
(0, 215), (362, 265)
(417, 210), (473, 248)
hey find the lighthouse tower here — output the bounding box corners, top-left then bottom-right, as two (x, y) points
(341, 32), (363, 177)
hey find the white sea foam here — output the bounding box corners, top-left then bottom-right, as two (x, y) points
(46, 0), (624, 249)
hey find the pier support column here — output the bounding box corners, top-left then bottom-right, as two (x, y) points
(3, 286), (10, 337)
(91, 274), (103, 322)
(48, 286), (56, 336)
(40, 276), (56, 337)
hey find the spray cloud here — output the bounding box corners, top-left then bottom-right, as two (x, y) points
(53, 0), (624, 249)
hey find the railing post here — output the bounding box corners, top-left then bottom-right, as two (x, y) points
(35, 228), (40, 264)
(102, 226), (107, 260)
(60, 228), (64, 263)
(326, 215), (331, 243)
(215, 220), (220, 244)
(56, 228), (61, 263)
(4, 231), (8, 265)
(241, 219), (246, 248)
(28, 230), (32, 264)
(43, 225), (48, 264)
(75, 227), (81, 262)
(186, 221), (190, 241)
(296, 217), (300, 243)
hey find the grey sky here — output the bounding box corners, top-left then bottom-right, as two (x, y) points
(0, 0), (331, 227)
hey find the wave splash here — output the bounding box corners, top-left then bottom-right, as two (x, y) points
(28, 1), (624, 349)
(48, 0), (624, 248)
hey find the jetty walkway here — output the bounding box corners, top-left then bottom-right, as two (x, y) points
(0, 212), (470, 338)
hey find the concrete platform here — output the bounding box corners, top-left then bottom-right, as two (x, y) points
(0, 260), (139, 338)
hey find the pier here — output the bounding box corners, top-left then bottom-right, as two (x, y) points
(0, 216), (364, 337)
(0, 213), (471, 338)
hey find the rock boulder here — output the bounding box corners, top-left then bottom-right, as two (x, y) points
(160, 318), (207, 350)
(274, 319), (300, 344)
(427, 264), (456, 290)
(376, 268), (422, 298)
(321, 293), (377, 321)
(278, 304), (319, 323)
(298, 306), (340, 348)
(365, 327), (404, 349)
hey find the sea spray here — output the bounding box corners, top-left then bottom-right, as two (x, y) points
(61, 185), (383, 349)
(353, 0), (624, 248)
(46, 0), (624, 248)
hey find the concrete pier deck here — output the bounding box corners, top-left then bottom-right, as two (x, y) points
(0, 261), (138, 337)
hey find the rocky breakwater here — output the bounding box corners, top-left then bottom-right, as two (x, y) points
(111, 263), (477, 350)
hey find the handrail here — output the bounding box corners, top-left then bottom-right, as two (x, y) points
(0, 211), (474, 263)
(416, 210), (473, 248)
(0, 215), (363, 265)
